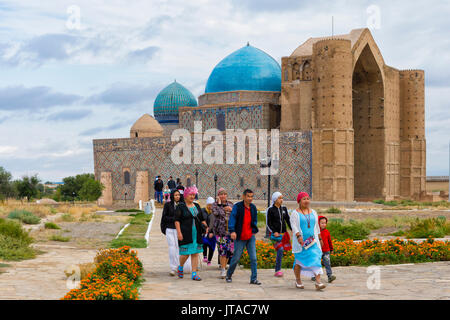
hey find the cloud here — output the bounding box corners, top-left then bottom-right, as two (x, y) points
(79, 120), (131, 136)
(0, 86), (80, 112)
(0, 145), (18, 155)
(126, 46), (160, 64)
(0, 85), (82, 111)
(140, 15), (173, 40)
(46, 109), (92, 121)
(85, 82), (160, 106)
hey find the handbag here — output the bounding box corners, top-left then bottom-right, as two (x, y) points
(270, 233), (283, 242)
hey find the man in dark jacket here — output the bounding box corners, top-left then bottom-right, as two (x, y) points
(226, 189), (260, 285)
(154, 176), (164, 203)
(167, 176), (176, 191)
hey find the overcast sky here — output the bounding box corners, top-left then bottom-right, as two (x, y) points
(0, 0), (449, 182)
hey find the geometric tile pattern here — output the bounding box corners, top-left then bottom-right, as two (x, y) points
(93, 131), (312, 201)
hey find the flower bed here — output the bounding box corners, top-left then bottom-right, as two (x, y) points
(239, 238), (450, 269)
(62, 246), (143, 300)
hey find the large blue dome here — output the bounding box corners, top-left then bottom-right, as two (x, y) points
(205, 44), (281, 93)
(153, 81), (198, 123)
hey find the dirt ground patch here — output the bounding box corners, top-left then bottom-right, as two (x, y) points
(31, 221), (126, 249)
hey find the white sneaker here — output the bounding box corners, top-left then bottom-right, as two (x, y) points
(220, 268), (227, 279)
(169, 270), (176, 276)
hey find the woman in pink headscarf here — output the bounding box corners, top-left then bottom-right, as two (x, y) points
(289, 192), (326, 290)
(174, 185), (209, 281)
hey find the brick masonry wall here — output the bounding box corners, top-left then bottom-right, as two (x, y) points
(93, 131), (312, 202)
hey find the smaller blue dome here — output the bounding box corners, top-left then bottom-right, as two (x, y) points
(153, 81), (198, 123)
(205, 44), (281, 93)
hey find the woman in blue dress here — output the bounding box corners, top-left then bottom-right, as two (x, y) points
(289, 192), (326, 290)
(175, 186), (209, 281)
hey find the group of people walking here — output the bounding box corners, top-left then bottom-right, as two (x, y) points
(155, 176), (185, 204)
(160, 186), (336, 290)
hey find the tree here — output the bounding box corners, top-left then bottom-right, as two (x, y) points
(79, 179), (104, 201)
(0, 167), (16, 200)
(59, 173), (102, 202)
(60, 173), (95, 201)
(15, 175), (41, 201)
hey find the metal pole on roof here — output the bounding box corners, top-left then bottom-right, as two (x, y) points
(332, 16), (334, 37)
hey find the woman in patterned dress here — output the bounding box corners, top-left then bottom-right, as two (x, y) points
(290, 192), (326, 290)
(211, 188), (234, 279)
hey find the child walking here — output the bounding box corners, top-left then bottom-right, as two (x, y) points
(312, 215), (336, 283)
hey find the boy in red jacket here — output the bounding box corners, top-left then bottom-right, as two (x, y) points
(312, 216), (336, 283)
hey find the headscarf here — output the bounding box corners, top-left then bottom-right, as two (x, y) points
(266, 191), (282, 227)
(184, 185), (198, 197)
(217, 187), (226, 195)
(206, 197), (215, 205)
(270, 191), (282, 208)
(297, 192), (309, 203)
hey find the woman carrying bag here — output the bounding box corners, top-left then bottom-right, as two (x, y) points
(266, 192), (292, 277)
(175, 186), (208, 281)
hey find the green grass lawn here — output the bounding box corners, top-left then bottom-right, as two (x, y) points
(109, 213), (152, 248)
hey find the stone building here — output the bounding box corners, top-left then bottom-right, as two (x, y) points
(94, 28), (426, 205)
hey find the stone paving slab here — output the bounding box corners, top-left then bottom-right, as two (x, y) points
(0, 245), (97, 300)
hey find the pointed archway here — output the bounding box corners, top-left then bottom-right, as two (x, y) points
(352, 44), (385, 199)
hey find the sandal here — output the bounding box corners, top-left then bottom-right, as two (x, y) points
(192, 272), (202, 281)
(177, 266), (184, 278)
(315, 282), (326, 290)
(295, 280), (304, 289)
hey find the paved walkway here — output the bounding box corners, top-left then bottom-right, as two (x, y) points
(1, 207), (449, 299)
(137, 208), (450, 300)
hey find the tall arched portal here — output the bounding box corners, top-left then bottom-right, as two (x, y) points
(352, 44), (385, 199)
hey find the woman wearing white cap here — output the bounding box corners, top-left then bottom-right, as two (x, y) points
(266, 192), (292, 277)
(201, 197), (216, 266)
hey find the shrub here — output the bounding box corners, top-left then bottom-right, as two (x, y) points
(391, 230), (406, 236)
(405, 218), (450, 239)
(45, 222), (61, 229)
(49, 234), (71, 242)
(62, 246), (142, 300)
(7, 209), (41, 224)
(61, 213), (75, 222)
(239, 239), (450, 269)
(326, 207), (342, 214)
(94, 248), (143, 282)
(0, 218), (36, 261)
(327, 220), (370, 240)
(62, 273), (139, 300)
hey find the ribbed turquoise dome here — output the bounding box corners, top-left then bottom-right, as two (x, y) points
(205, 44), (281, 93)
(153, 81), (198, 123)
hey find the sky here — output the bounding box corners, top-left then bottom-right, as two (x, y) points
(0, 0), (449, 182)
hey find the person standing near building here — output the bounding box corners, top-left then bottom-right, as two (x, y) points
(175, 186), (208, 281)
(266, 191), (292, 277)
(167, 176), (176, 191)
(225, 189), (260, 285)
(176, 178), (185, 195)
(290, 192), (326, 290)
(154, 176), (164, 204)
(211, 188), (234, 279)
(160, 189), (183, 276)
